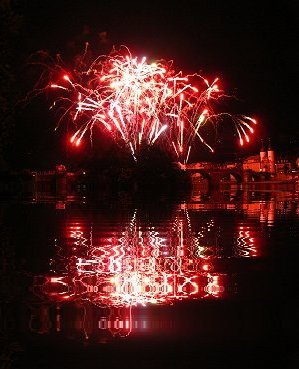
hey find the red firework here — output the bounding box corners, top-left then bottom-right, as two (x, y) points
(49, 46), (257, 162)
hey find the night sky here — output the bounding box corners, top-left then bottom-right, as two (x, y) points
(3, 0), (298, 169)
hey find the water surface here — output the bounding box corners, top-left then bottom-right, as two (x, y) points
(1, 190), (298, 368)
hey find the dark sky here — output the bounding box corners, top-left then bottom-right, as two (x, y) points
(7, 0), (299, 168)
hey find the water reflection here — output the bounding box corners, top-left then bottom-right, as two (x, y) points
(31, 209), (231, 338)
(26, 190), (299, 341)
(1, 189), (297, 350)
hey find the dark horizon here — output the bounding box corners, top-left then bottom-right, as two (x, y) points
(1, 0), (298, 170)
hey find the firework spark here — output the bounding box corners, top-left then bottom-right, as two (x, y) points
(48, 46), (257, 162)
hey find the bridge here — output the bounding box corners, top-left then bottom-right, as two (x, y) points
(178, 162), (272, 189)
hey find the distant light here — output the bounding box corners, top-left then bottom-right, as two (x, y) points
(202, 264), (211, 271)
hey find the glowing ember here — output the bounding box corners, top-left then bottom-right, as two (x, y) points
(48, 46), (257, 162)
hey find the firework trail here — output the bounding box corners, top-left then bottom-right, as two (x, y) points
(48, 46), (257, 162)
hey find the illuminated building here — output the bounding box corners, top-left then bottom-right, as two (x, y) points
(267, 139), (276, 173)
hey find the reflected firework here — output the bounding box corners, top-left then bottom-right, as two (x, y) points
(29, 201), (271, 339)
(33, 207), (263, 309)
(48, 46), (256, 161)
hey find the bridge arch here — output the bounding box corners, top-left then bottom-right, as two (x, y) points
(247, 171), (260, 182)
(219, 171), (243, 184)
(259, 172), (271, 181)
(190, 170), (211, 188)
(245, 171), (271, 182)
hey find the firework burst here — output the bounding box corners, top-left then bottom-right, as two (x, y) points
(48, 46), (256, 162)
